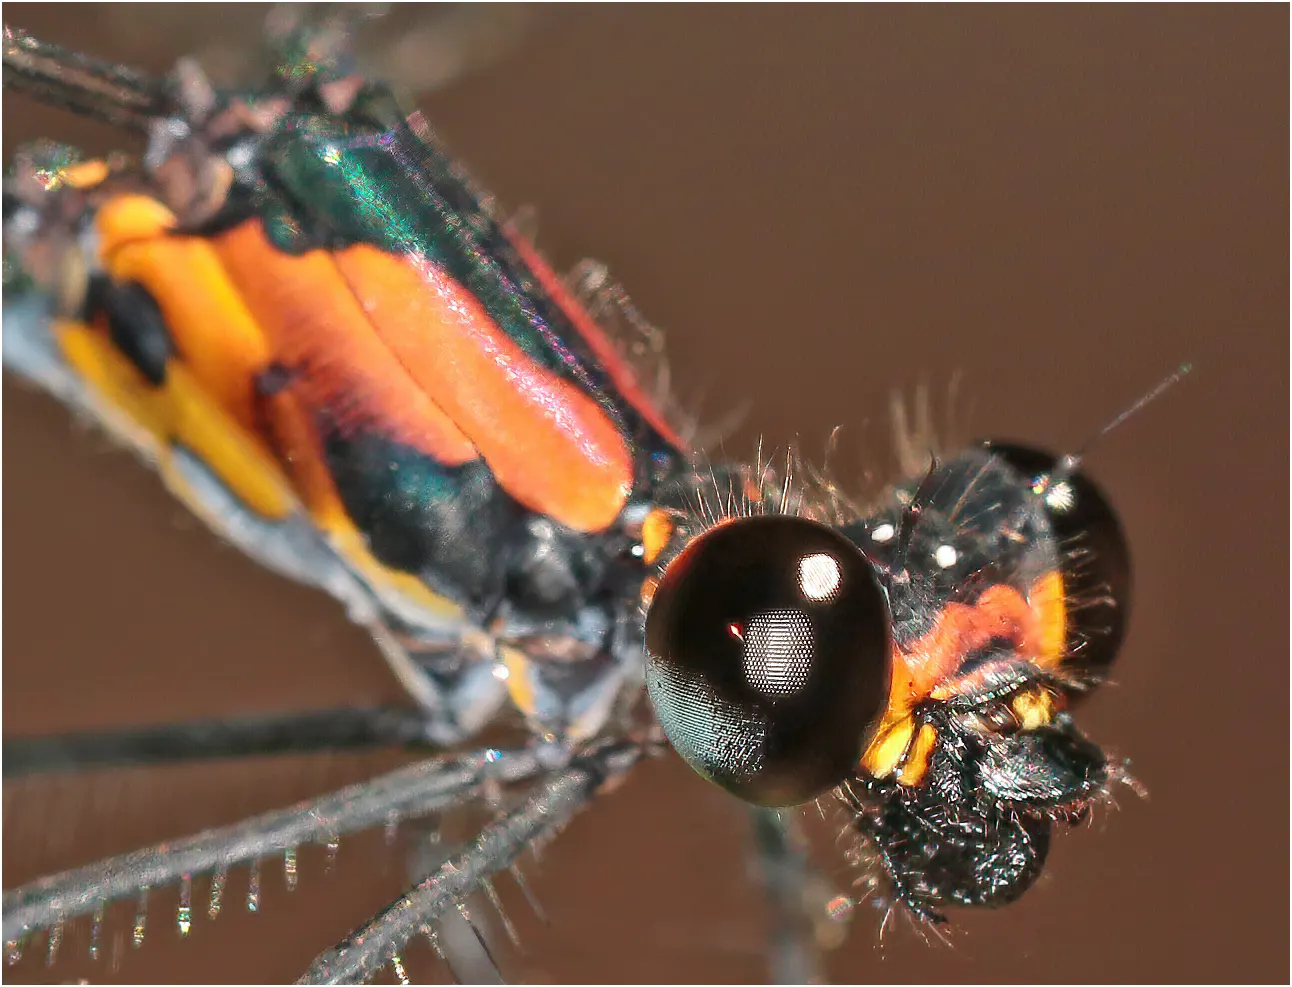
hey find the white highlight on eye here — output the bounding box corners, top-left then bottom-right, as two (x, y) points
(491, 663), (511, 681)
(870, 522), (896, 543)
(798, 552), (842, 601)
(742, 609), (814, 698)
(934, 544), (959, 569)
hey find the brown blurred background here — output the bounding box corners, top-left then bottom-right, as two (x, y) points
(3, 4), (1288, 984)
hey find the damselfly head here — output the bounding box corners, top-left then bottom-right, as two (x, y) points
(640, 409), (1151, 814)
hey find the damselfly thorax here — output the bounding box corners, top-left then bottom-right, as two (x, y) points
(4, 18), (702, 753)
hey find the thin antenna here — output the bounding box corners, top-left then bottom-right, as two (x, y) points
(1050, 362), (1193, 485)
(1077, 362), (1193, 458)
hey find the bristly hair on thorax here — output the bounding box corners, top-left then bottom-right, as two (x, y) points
(672, 374), (975, 542)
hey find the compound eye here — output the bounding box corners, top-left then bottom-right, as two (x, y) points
(644, 515), (891, 807)
(985, 442), (1132, 679)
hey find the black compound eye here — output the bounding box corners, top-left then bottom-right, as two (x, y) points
(644, 515), (892, 807)
(983, 442), (1132, 680)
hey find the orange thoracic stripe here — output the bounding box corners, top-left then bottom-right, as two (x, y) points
(96, 199), (638, 534)
(333, 242), (635, 534)
(906, 583), (1039, 702)
(503, 228), (688, 453)
(211, 221), (479, 466)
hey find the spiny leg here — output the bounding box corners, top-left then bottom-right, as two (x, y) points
(405, 814), (509, 985)
(3, 706), (442, 776)
(1, 27), (168, 132)
(748, 808), (824, 985)
(298, 741), (641, 985)
(2, 745), (546, 943)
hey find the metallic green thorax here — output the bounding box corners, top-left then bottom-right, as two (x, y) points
(210, 82), (678, 465)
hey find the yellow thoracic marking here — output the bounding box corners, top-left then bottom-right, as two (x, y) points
(327, 527), (463, 621)
(57, 321), (297, 521)
(898, 723), (938, 786)
(500, 645), (537, 718)
(57, 159), (110, 190)
(641, 508), (674, 565)
(61, 320), (466, 635)
(1012, 689), (1056, 730)
(60, 322), (467, 626)
(95, 195), (179, 253)
(860, 712), (915, 780)
(1031, 569), (1068, 667)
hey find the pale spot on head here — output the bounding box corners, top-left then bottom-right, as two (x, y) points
(1043, 478), (1077, 513)
(871, 522), (896, 543)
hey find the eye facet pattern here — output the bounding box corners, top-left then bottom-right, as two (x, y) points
(644, 515), (891, 807)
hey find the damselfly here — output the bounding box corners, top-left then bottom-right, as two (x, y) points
(4, 7), (1164, 983)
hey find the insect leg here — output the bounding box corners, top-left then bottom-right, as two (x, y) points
(2, 745), (546, 942)
(747, 808), (823, 984)
(298, 741), (641, 985)
(368, 622), (511, 747)
(1, 27), (167, 132)
(405, 815), (509, 985)
(3, 705), (444, 776)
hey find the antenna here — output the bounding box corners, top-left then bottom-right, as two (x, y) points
(1046, 362), (1193, 489)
